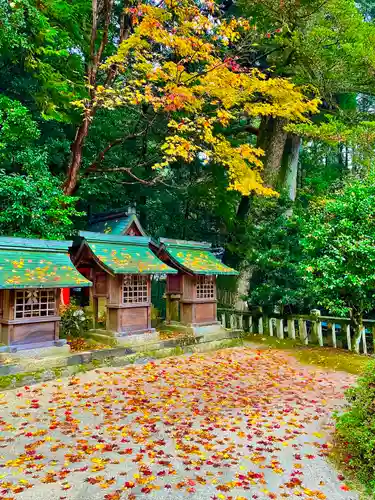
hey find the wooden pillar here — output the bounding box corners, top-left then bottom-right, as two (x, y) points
(1, 290), (11, 345)
(287, 319), (296, 339)
(55, 289), (61, 341)
(165, 293), (172, 323)
(92, 296), (98, 329)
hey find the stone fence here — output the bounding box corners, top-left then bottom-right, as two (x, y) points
(218, 308), (375, 355)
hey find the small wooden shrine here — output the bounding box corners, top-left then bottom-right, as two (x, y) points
(65, 208), (147, 306)
(72, 232), (177, 335)
(153, 239), (238, 329)
(0, 237), (91, 350)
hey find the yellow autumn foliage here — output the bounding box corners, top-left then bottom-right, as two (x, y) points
(92, 0), (320, 196)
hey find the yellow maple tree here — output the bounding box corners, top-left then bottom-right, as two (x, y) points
(91, 0), (320, 196)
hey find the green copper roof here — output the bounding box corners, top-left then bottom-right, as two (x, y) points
(160, 239), (239, 275)
(88, 214), (146, 235)
(0, 237), (92, 289)
(80, 232), (177, 275)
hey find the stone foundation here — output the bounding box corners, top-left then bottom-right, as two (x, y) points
(0, 340), (70, 358)
(0, 329), (244, 390)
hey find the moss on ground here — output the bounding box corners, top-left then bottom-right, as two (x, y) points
(245, 333), (302, 349)
(0, 370), (42, 389)
(219, 338), (243, 349)
(3, 332), (364, 390)
(294, 347), (370, 375)
(245, 333), (370, 375)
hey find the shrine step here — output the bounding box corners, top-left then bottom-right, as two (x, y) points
(0, 335), (245, 390)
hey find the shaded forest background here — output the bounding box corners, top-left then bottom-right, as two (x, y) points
(2, 0), (375, 334)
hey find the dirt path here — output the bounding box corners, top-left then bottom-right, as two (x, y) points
(0, 347), (358, 499)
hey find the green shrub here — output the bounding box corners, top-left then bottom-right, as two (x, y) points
(335, 359), (375, 494)
(59, 302), (91, 338)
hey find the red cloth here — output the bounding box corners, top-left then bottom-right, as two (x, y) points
(61, 288), (70, 305)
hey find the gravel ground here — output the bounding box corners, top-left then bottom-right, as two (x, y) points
(0, 347), (358, 500)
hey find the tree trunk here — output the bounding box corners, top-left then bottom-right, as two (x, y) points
(229, 117), (289, 309)
(338, 143), (345, 179)
(279, 134), (301, 201)
(233, 116), (289, 221)
(257, 116), (288, 187)
(350, 308), (363, 354)
(233, 267), (252, 311)
(63, 0), (122, 195)
(63, 111), (92, 195)
(236, 195), (252, 221)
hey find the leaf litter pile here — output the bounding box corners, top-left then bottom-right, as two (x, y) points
(0, 348), (357, 499)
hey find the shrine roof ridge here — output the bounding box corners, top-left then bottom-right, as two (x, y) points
(0, 236), (72, 253)
(78, 232), (177, 275)
(159, 238), (212, 250)
(158, 238), (239, 276)
(79, 231), (150, 246)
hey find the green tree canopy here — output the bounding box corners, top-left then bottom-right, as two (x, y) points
(299, 180), (375, 351)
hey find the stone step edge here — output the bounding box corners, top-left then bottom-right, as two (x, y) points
(2, 329), (241, 368)
(0, 330), (244, 375)
(12, 330), (243, 371)
(89, 329), (241, 350)
(0, 337), (244, 391)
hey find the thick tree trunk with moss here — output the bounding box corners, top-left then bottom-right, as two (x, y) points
(233, 267), (252, 311)
(231, 119), (291, 310)
(278, 134), (301, 201)
(231, 117), (289, 223)
(350, 308), (364, 354)
(257, 116), (288, 187)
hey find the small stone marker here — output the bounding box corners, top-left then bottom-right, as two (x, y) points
(288, 319), (296, 340)
(276, 318), (284, 339)
(346, 324), (351, 351)
(331, 323), (337, 348)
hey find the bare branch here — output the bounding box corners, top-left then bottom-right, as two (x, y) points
(85, 130), (147, 172)
(92, 166), (161, 185)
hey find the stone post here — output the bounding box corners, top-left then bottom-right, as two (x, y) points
(298, 319), (308, 345)
(269, 318), (274, 337)
(310, 309), (323, 346)
(276, 319), (284, 339)
(238, 314), (244, 331)
(287, 318), (296, 339)
(331, 323), (337, 348)
(258, 316), (264, 335)
(362, 327), (367, 355)
(345, 323), (352, 351)
(221, 313), (226, 329)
